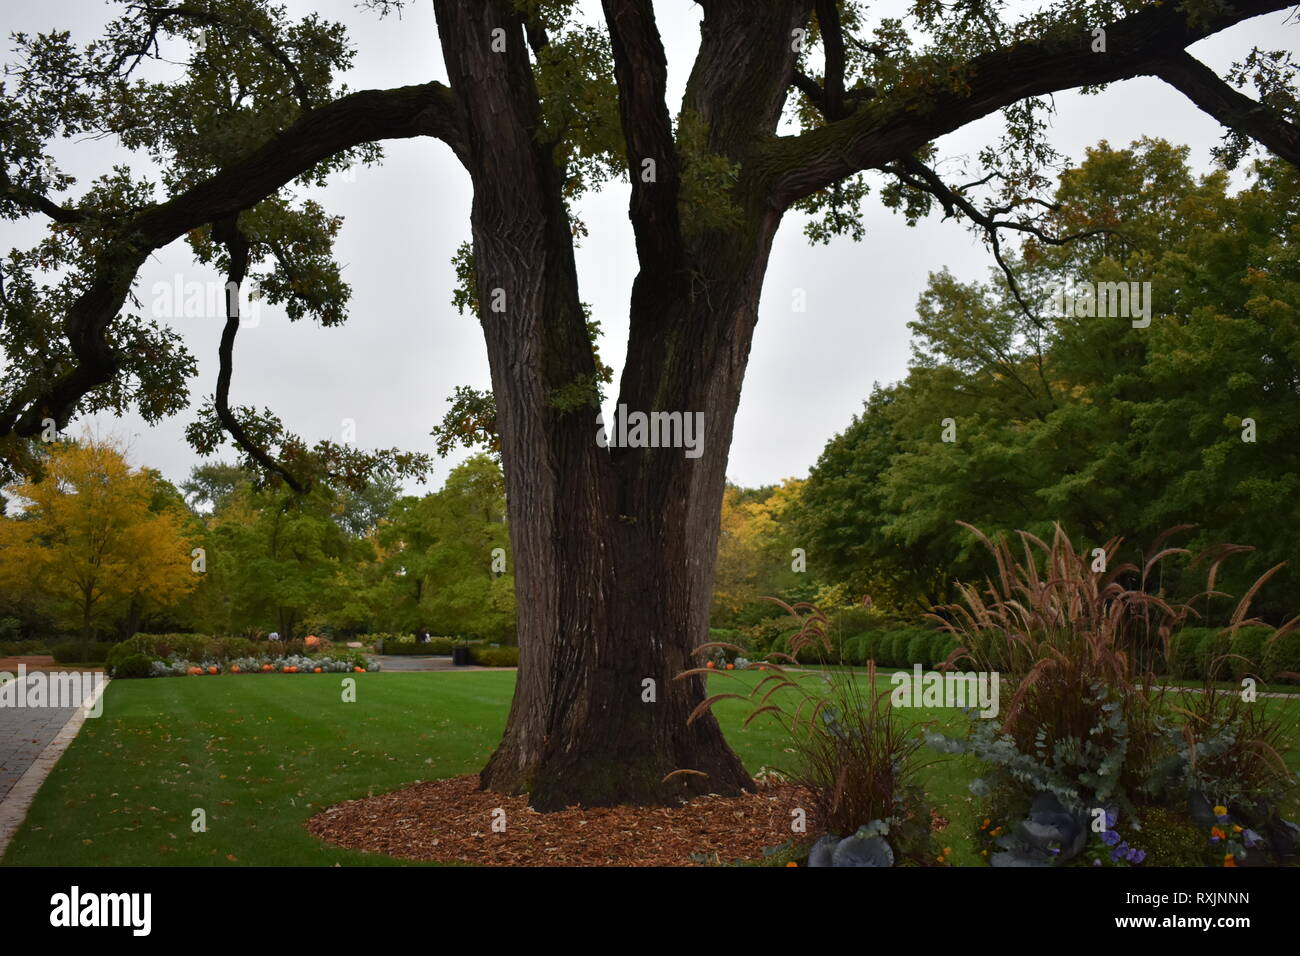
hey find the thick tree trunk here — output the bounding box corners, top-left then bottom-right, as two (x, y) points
(432, 0), (797, 809)
(477, 207), (784, 810)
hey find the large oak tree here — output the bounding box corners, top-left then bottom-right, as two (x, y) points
(2, 0), (1299, 809)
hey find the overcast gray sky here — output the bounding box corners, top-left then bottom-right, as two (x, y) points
(3, 0), (1293, 494)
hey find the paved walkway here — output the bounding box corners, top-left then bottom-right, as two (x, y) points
(0, 670), (108, 857)
(0, 685), (79, 804)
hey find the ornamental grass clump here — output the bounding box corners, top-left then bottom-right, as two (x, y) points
(931, 522), (1298, 863)
(679, 598), (937, 865)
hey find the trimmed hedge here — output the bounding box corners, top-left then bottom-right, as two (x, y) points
(49, 641), (111, 664)
(1262, 630), (1300, 684)
(1168, 628), (1212, 680)
(111, 653), (155, 679)
(1227, 626), (1272, 681)
(0, 639), (48, 656)
(930, 631), (960, 667)
(471, 646), (519, 667)
(906, 631), (933, 668)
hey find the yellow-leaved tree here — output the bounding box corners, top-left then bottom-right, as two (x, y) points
(713, 478), (805, 616)
(0, 440), (197, 654)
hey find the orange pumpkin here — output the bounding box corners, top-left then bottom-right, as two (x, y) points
(261, 663), (273, 673)
(706, 661), (715, 669)
(725, 663), (734, 670)
(230, 665), (241, 674)
(354, 666), (365, 673)
(313, 667), (322, 673)
(305, 635), (320, 647)
(187, 666), (202, 676)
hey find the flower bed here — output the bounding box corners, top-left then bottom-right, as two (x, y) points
(145, 653), (377, 678)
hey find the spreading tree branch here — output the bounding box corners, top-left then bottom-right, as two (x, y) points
(600, 0), (684, 272)
(1154, 50), (1300, 168)
(763, 0), (1296, 207)
(1, 81), (465, 440)
(210, 215), (307, 492)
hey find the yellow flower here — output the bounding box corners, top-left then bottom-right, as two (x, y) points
(1213, 805), (1228, 817)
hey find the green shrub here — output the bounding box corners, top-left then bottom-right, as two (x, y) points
(906, 631), (933, 667)
(856, 631), (883, 664)
(1261, 629), (1300, 684)
(840, 633), (871, 665)
(1227, 626), (1271, 681)
(380, 636), (482, 655)
(1168, 628), (1212, 680)
(884, 631), (912, 667)
(111, 653), (156, 679)
(827, 606), (877, 637)
(0, 639), (47, 656)
(1197, 629), (1234, 681)
(471, 646), (519, 667)
(49, 641), (110, 664)
(214, 636), (259, 659)
(930, 631), (959, 668)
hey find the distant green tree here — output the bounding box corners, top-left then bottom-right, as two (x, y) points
(803, 142), (1300, 620)
(369, 454), (515, 641)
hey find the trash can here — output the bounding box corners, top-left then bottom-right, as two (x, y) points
(452, 645), (472, 667)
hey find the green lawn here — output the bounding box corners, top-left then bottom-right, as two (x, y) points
(3, 671), (1297, 866)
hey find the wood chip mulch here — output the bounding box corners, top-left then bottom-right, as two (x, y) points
(305, 774), (816, 866)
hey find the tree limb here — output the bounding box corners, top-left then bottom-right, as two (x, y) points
(763, 0), (1296, 207)
(600, 0), (684, 272)
(210, 214), (307, 493)
(1, 81), (466, 440)
(886, 153), (1109, 330)
(815, 0), (847, 120)
(1153, 50), (1300, 168)
(0, 167), (89, 224)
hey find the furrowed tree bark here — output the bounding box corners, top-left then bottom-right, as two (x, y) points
(436, 0), (810, 809)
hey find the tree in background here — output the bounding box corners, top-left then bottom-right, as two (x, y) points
(182, 480), (359, 638)
(712, 479), (807, 626)
(0, 440), (197, 653)
(370, 454), (515, 641)
(801, 143), (1300, 620)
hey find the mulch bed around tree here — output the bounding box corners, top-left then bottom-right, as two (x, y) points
(305, 774), (816, 866)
